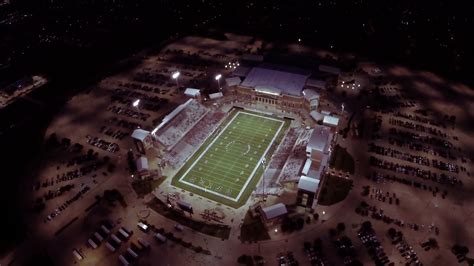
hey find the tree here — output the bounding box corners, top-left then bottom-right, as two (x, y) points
(337, 222), (346, 232)
(313, 213), (319, 221)
(107, 163), (116, 173)
(428, 238), (438, 249)
(329, 228), (337, 237)
(387, 228), (397, 239)
(361, 221), (372, 231)
(296, 218), (305, 230)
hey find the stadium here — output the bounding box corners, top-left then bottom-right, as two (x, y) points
(133, 57), (341, 213)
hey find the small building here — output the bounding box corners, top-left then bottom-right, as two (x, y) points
(302, 89), (320, 110)
(297, 175), (321, 207)
(309, 111), (324, 122)
(323, 115), (340, 128)
(209, 92), (224, 100)
(131, 129), (152, 154)
(260, 203), (288, 226)
(136, 156), (149, 179)
(184, 88), (201, 99)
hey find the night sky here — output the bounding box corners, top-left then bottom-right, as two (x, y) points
(0, 0), (473, 85)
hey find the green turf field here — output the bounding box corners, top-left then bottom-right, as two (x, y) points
(173, 110), (288, 208)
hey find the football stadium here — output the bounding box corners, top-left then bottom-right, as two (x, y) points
(171, 109), (290, 207)
(135, 55), (340, 212)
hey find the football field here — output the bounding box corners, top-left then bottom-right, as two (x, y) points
(174, 110), (287, 207)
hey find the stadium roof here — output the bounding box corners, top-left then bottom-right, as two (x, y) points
(307, 125), (332, 154)
(255, 86), (282, 96)
(131, 129), (150, 141)
(306, 79), (327, 89)
(232, 66), (252, 77)
(241, 64), (311, 96)
(152, 99), (193, 135)
(262, 203), (288, 220)
(319, 64), (341, 75)
(184, 88), (200, 97)
(225, 77), (241, 87)
(298, 176), (320, 193)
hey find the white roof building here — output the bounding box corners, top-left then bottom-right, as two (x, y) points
(323, 115), (340, 127)
(209, 92), (224, 100)
(136, 156), (149, 172)
(131, 129), (150, 141)
(184, 88), (200, 97)
(241, 64), (311, 96)
(306, 125), (332, 155)
(310, 111), (324, 122)
(261, 203), (288, 220)
(301, 158), (312, 176)
(298, 176), (321, 193)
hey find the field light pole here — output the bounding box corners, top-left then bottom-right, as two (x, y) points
(215, 74), (222, 90)
(172, 71), (180, 88)
(132, 99), (140, 109)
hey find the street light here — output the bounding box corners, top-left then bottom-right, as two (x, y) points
(172, 71), (180, 87)
(132, 99), (140, 108)
(215, 74), (222, 89)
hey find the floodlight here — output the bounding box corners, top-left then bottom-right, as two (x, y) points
(172, 71), (180, 79)
(132, 99), (140, 107)
(215, 74), (222, 80)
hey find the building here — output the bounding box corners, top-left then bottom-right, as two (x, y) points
(184, 88), (201, 100)
(323, 115), (340, 128)
(232, 63), (311, 110)
(306, 125), (333, 162)
(297, 125), (334, 209)
(131, 129), (153, 154)
(297, 175), (320, 207)
(259, 203), (288, 227)
(136, 156), (149, 179)
(229, 61), (339, 113)
(209, 92), (224, 100)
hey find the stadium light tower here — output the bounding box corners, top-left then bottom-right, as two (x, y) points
(215, 74), (222, 89)
(172, 71), (180, 87)
(132, 99), (140, 109)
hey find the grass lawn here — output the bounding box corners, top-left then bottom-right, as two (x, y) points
(318, 175), (353, 206)
(330, 144), (355, 174)
(172, 109), (290, 208)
